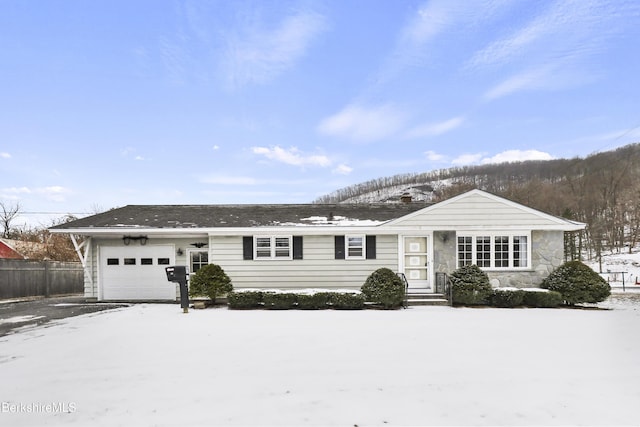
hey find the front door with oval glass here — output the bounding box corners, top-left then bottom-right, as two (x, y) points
(403, 236), (430, 291)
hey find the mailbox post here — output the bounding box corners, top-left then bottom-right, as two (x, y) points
(165, 266), (190, 313)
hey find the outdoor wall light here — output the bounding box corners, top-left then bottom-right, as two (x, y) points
(190, 242), (207, 248)
(177, 248), (184, 256)
(122, 235), (148, 245)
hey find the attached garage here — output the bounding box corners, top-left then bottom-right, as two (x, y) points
(99, 245), (176, 301)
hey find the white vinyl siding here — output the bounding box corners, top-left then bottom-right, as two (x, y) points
(391, 192), (569, 228)
(211, 234), (397, 290)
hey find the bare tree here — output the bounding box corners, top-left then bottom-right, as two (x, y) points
(0, 201), (21, 238)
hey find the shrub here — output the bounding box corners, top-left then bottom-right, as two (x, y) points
(361, 267), (405, 309)
(490, 288), (525, 308)
(263, 292), (298, 310)
(189, 264), (233, 303)
(450, 264), (492, 305)
(330, 293), (365, 310)
(522, 290), (563, 308)
(227, 291), (264, 309)
(541, 261), (611, 305)
(297, 293), (330, 310)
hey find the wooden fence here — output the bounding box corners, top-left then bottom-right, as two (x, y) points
(0, 259), (84, 299)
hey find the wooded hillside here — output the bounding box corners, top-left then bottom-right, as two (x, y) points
(316, 143), (640, 257)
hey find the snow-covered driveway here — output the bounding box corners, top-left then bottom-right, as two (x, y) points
(1, 298), (639, 426)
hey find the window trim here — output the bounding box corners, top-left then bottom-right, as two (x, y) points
(253, 236), (293, 260)
(456, 232), (531, 270)
(345, 234), (366, 260)
(189, 250), (209, 274)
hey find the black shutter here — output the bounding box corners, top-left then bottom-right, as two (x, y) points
(293, 236), (303, 260)
(242, 236), (253, 260)
(334, 236), (345, 259)
(366, 235), (376, 259)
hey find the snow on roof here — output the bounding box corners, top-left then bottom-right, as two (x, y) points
(50, 203), (428, 230)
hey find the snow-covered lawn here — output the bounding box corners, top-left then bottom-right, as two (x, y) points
(1, 297), (639, 426)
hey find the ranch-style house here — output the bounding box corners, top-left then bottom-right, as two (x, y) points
(50, 189), (586, 301)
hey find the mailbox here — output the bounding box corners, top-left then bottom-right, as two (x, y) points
(165, 266), (190, 313)
(165, 265), (189, 283)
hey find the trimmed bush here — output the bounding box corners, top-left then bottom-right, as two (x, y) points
(541, 261), (611, 305)
(450, 264), (492, 305)
(227, 291), (264, 309)
(522, 290), (563, 308)
(361, 267), (405, 309)
(297, 293), (330, 310)
(490, 288), (525, 308)
(330, 293), (365, 310)
(189, 264), (233, 303)
(263, 292), (298, 310)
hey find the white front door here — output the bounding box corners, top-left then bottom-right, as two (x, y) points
(402, 236), (430, 291)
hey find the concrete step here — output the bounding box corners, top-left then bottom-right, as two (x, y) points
(405, 293), (450, 306)
(406, 298), (450, 306)
(406, 293), (446, 299)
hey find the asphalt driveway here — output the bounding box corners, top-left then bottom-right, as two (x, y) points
(0, 296), (129, 336)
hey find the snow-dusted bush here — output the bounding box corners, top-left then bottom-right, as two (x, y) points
(227, 291), (264, 309)
(522, 289), (563, 308)
(450, 264), (492, 305)
(490, 288), (525, 308)
(297, 293), (331, 310)
(189, 264), (233, 303)
(263, 292), (298, 310)
(330, 293), (365, 310)
(361, 267), (405, 309)
(541, 261), (611, 306)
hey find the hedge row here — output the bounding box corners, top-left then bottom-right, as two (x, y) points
(489, 288), (563, 308)
(227, 290), (365, 310)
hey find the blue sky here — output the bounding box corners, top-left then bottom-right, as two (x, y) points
(2, 0), (640, 227)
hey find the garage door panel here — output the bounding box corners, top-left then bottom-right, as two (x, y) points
(100, 246), (176, 301)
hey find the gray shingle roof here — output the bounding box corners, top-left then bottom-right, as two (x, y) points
(51, 203), (429, 229)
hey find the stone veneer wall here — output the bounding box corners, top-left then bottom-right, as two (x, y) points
(433, 230), (565, 289)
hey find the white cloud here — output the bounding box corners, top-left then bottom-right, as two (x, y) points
(452, 153), (485, 165)
(481, 150), (554, 164)
(471, 1), (639, 98)
(212, 145), (220, 151)
(317, 104), (407, 142)
(1, 187), (32, 196)
(451, 149), (553, 166)
(468, 0), (620, 71)
(251, 146), (331, 168)
(424, 150), (446, 162)
(332, 164), (353, 175)
(377, 0), (508, 82)
(0, 152), (10, 159)
(484, 67), (551, 100)
(35, 186), (72, 202)
(223, 10), (327, 88)
(406, 117), (465, 138)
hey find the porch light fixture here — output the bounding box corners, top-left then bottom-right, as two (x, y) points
(190, 242), (207, 248)
(177, 248), (184, 256)
(122, 235), (148, 245)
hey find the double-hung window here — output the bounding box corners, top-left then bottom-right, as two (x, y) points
(254, 236), (292, 260)
(346, 235), (365, 259)
(457, 233), (530, 269)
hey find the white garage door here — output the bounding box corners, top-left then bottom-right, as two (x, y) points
(100, 245), (177, 301)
